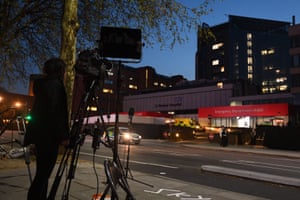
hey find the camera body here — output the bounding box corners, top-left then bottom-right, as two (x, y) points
(75, 49), (113, 77)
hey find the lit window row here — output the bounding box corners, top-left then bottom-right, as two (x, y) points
(153, 82), (167, 87)
(263, 65), (274, 70)
(262, 84), (288, 93)
(262, 87), (277, 93)
(261, 48), (275, 55)
(276, 77), (287, 83)
(247, 33), (253, 81)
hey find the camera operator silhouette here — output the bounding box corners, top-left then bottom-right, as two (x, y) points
(24, 58), (69, 200)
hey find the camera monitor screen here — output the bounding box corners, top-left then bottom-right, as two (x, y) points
(99, 26), (142, 60)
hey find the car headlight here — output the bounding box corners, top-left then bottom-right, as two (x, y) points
(123, 133), (131, 140)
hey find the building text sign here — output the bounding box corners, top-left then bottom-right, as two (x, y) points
(198, 103), (289, 118)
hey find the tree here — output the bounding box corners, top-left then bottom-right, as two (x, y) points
(0, 0), (63, 85)
(0, 0), (215, 101)
(61, 0), (80, 110)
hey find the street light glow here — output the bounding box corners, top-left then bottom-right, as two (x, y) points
(14, 102), (22, 108)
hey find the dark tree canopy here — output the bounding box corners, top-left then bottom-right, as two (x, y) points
(0, 0), (215, 89)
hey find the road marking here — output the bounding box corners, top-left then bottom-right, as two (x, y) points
(80, 152), (179, 169)
(222, 159), (300, 173)
(144, 188), (212, 200)
(202, 165), (300, 187)
(152, 149), (202, 157)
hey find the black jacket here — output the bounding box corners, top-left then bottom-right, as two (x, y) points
(25, 75), (69, 146)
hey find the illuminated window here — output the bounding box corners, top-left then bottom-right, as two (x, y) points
(153, 82), (159, 86)
(247, 33), (252, 40)
(248, 74), (253, 79)
(276, 77), (287, 83)
(279, 85), (288, 91)
(220, 66), (225, 72)
(261, 50), (267, 55)
(87, 106), (97, 111)
(261, 48), (275, 55)
(129, 84), (138, 90)
(160, 83), (166, 87)
(248, 65), (253, 72)
(217, 82), (223, 88)
(270, 87), (276, 93)
(212, 42), (224, 50)
(103, 88), (113, 94)
(264, 65), (274, 70)
(247, 41), (252, 47)
(262, 88), (268, 93)
(247, 57), (253, 64)
(212, 59), (219, 66)
(247, 49), (252, 55)
(268, 48), (275, 54)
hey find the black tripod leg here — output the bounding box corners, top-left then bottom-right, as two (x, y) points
(99, 185), (119, 200)
(61, 142), (82, 200)
(47, 146), (71, 200)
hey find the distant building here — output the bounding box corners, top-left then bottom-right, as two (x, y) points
(196, 15), (291, 94)
(68, 64), (186, 118)
(289, 17), (300, 104)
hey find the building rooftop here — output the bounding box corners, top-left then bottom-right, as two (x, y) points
(213, 15), (290, 32)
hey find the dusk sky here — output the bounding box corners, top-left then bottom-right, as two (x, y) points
(6, 0), (300, 94)
(132, 0), (300, 80)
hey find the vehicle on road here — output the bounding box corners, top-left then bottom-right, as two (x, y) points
(105, 126), (142, 145)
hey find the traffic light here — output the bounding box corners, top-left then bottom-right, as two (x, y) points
(25, 113), (32, 122)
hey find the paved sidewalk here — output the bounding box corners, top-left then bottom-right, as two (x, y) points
(0, 160), (268, 200)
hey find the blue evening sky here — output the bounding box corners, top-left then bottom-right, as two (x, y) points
(132, 0), (300, 80)
(5, 0), (300, 94)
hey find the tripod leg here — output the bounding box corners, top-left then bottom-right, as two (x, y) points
(61, 143), (81, 200)
(23, 146), (32, 183)
(47, 146), (72, 200)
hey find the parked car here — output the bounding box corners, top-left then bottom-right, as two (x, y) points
(105, 126), (142, 145)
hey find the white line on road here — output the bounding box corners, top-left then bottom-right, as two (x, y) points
(201, 165), (300, 187)
(80, 152), (179, 169)
(222, 159), (300, 173)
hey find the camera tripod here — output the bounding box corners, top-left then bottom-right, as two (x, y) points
(47, 63), (135, 200)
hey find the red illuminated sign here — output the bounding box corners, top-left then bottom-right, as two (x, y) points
(120, 111), (171, 118)
(198, 103), (289, 118)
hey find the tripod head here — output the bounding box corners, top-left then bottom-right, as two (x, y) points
(74, 49), (113, 78)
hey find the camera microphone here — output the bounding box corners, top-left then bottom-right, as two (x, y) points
(92, 119), (102, 152)
(92, 129), (101, 151)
